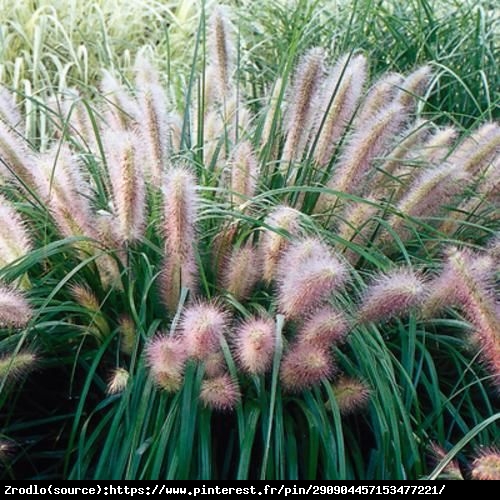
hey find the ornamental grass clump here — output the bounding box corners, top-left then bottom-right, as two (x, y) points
(0, 2), (498, 480)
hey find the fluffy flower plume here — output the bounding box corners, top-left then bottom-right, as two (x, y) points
(162, 166), (198, 313)
(386, 162), (469, 244)
(331, 376), (371, 415)
(207, 6), (235, 103)
(312, 53), (367, 166)
(200, 374), (240, 411)
(146, 335), (187, 393)
(100, 69), (139, 130)
(106, 367), (130, 395)
(421, 125), (458, 165)
(0, 284), (33, 328)
(447, 249), (499, 387)
(471, 449), (500, 480)
(221, 242), (261, 302)
(34, 144), (97, 240)
(260, 205), (302, 283)
(70, 283), (110, 339)
(0, 88), (22, 129)
(395, 65), (432, 110)
(230, 140), (259, 205)
(336, 198), (379, 264)
(234, 316), (275, 374)
(0, 350), (37, 380)
(59, 88), (99, 152)
(296, 307), (348, 349)
(357, 268), (426, 323)
(134, 54), (170, 185)
(277, 238), (347, 319)
(179, 302), (228, 361)
(448, 122), (500, 177)
(282, 48), (325, 164)
(428, 444), (464, 480)
(204, 350), (227, 378)
(355, 72), (403, 125)
(0, 114), (37, 188)
(105, 129), (146, 243)
(118, 315), (137, 356)
(280, 344), (334, 392)
(0, 195), (32, 269)
(316, 103), (406, 214)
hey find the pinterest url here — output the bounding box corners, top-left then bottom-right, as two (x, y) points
(5, 485), (446, 496)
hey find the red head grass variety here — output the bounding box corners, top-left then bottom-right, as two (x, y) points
(313, 53), (367, 166)
(357, 268), (426, 324)
(280, 343), (334, 392)
(282, 48), (325, 164)
(0, 284), (33, 329)
(179, 302), (228, 361)
(162, 166), (198, 314)
(234, 316), (275, 374)
(221, 242), (261, 302)
(200, 373), (240, 411)
(0, 195), (32, 269)
(146, 335), (188, 393)
(260, 205), (302, 284)
(104, 129), (146, 244)
(106, 367), (130, 395)
(277, 238), (347, 320)
(471, 449), (500, 480)
(331, 376), (371, 415)
(296, 307), (349, 349)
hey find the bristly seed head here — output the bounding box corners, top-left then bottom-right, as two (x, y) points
(357, 268), (426, 323)
(221, 242), (261, 302)
(260, 205), (302, 284)
(234, 316), (275, 374)
(146, 335), (187, 393)
(107, 367), (130, 395)
(200, 374), (240, 411)
(179, 302), (228, 361)
(277, 238), (347, 319)
(280, 344), (334, 392)
(471, 448), (500, 480)
(331, 376), (371, 415)
(0, 350), (37, 381)
(297, 307), (349, 349)
(0, 284), (33, 329)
